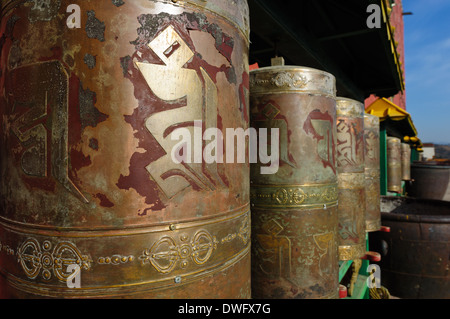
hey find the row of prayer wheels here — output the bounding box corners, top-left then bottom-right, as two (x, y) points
(250, 63), (382, 298)
(387, 137), (412, 193)
(0, 0), (386, 299)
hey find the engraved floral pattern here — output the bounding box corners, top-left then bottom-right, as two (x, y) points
(251, 185), (338, 208)
(17, 238), (92, 282)
(272, 72), (308, 88)
(139, 230), (219, 274)
(139, 216), (250, 274)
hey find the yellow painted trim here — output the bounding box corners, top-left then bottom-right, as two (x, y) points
(366, 98), (418, 137)
(380, 0), (405, 92)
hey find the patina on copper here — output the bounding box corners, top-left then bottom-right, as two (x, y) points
(401, 143), (411, 181)
(364, 114), (381, 232)
(250, 64), (339, 299)
(387, 137), (402, 193)
(0, 0), (250, 298)
(336, 98), (366, 261)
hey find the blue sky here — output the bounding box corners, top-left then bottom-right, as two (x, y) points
(403, 0), (450, 144)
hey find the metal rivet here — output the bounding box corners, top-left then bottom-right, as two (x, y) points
(174, 276), (182, 284)
(169, 224), (176, 231)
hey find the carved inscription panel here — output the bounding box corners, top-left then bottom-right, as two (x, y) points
(6, 61), (87, 202)
(136, 26), (226, 199)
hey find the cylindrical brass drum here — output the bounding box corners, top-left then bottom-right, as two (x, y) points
(250, 66), (339, 299)
(0, 0), (251, 298)
(401, 143), (411, 181)
(336, 98), (366, 260)
(364, 114), (381, 232)
(387, 137), (402, 193)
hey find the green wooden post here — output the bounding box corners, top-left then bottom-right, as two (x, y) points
(411, 148), (419, 162)
(359, 233), (370, 299)
(379, 121), (388, 196)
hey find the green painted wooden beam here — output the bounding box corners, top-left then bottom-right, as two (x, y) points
(411, 148), (420, 162)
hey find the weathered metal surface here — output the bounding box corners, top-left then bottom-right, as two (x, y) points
(250, 65), (339, 299)
(371, 196), (450, 299)
(387, 137), (402, 193)
(407, 162), (450, 202)
(336, 98), (366, 260)
(401, 143), (411, 181)
(0, 0), (251, 298)
(364, 114), (381, 232)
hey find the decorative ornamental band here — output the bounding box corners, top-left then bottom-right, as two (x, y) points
(250, 66), (336, 97)
(250, 183), (338, 209)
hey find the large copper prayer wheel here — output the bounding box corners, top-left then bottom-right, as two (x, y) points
(250, 66), (339, 299)
(387, 137), (402, 193)
(364, 114), (381, 232)
(336, 98), (366, 260)
(401, 143), (411, 181)
(0, 0), (251, 298)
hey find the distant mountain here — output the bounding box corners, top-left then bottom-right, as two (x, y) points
(434, 144), (450, 159)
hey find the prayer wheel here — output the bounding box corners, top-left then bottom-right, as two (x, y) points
(387, 137), (402, 193)
(0, 0), (250, 298)
(250, 65), (339, 299)
(336, 98), (366, 261)
(401, 143), (411, 181)
(364, 114), (381, 232)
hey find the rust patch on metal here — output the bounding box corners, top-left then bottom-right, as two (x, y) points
(78, 85), (108, 130)
(83, 53), (96, 69)
(85, 10), (105, 42)
(27, 0), (62, 23)
(112, 0), (125, 7)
